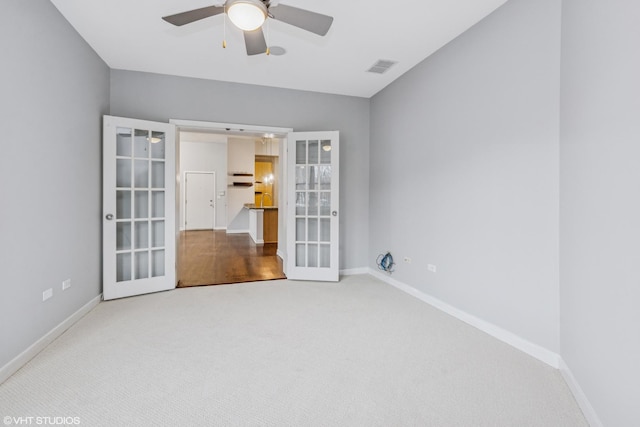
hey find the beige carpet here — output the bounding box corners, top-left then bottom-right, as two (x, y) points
(0, 275), (587, 426)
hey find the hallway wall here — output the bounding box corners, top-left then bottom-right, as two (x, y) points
(179, 134), (228, 230)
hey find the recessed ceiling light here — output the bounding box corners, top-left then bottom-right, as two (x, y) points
(268, 46), (287, 56)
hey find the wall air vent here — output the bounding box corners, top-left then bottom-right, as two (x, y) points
(367, 59), (398, 74)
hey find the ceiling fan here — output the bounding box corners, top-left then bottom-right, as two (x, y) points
(162, 0), (334, 56)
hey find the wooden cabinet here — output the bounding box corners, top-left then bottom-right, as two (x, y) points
(246, 205), (278, 245)
(263, 209), (278, 243)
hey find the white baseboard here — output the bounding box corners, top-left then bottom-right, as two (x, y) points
(226, 229), (249, 234)
(276, 250), (285, 260)
(368, 269), (561, 368)
(0, 294), (102, 385)
(559, 359), (603, 427)
(183, 227), (228, 231)
(340, 267), (369, 276)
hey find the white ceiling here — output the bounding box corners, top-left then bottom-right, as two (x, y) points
(50, 0), (507, 98)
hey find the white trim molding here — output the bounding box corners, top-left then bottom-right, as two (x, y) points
(170, 119), (293, 138)
(369, 269), (561, 368)
(340, 267), (370, 276)
(0, 294), (102, 385)
(559, 359), (603, 427)
(226, 229), (249, 234)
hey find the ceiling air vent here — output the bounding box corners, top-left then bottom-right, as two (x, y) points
(367, 59), (397, 74)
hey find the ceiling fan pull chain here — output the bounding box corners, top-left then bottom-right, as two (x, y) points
(222, 5), (227, 48)
(266, 18), (270, 55)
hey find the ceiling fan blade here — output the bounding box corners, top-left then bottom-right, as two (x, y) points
(162, 5), (225, 26)
(244, 28), (268, 56)
(269, 4), (333, 36)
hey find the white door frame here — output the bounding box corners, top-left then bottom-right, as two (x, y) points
(183, 171), (216, 230)
(170, 119), (294, 273)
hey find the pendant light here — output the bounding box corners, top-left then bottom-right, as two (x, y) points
(262, 134), (275, 184)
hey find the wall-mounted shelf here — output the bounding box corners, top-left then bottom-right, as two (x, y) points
(229, 172), (253, 187)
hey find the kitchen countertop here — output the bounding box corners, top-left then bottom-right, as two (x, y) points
(243, 203), (278, 210)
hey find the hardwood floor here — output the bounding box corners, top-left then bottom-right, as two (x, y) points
(177, 230), (286, 287)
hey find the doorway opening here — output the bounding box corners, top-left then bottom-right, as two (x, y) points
(103, 116), (340, 300)
(174, 124), (290, 287)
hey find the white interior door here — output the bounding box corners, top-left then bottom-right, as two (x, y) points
(103, 115), (176, 300)
(286, 131), (339, 281)
(185, 172), (215, 230)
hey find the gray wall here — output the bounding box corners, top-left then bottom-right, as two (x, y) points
(560, 0), (640, 425)
(110, 70), (370, 270)
(369, 0), (561, 352)
(0, 0), (110, 368)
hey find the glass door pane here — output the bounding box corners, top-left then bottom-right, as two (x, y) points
(104, 115), (175, 300)
(289, 133), (338, 280)
(112, 125), (169, 284)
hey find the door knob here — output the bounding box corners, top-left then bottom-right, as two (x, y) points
(332, 211), (338, 216)
(105, 214), (114, 220)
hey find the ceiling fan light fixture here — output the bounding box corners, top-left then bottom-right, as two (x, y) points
(227, 0), (267, 31)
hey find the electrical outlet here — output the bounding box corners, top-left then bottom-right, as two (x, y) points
(43, 288), (53, 301)
(404, 257), (412, 264)
(428, 264), (437, 273)
(62, 279), (71, 291)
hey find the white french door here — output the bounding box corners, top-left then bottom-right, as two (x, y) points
(286, 131), (339, 281)
(103, 115), (176, 300)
